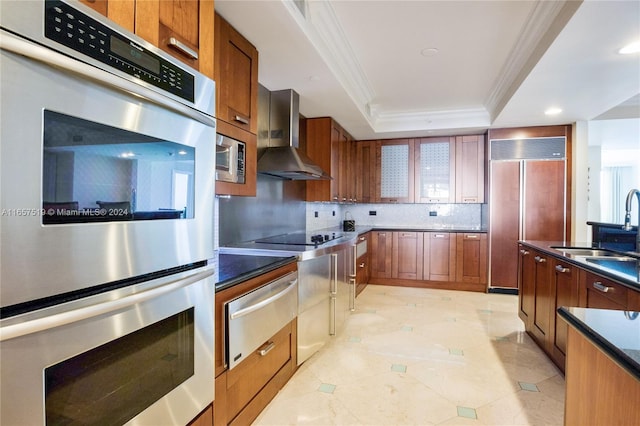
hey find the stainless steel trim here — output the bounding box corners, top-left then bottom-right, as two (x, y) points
(168, 36), (199, 60)
(257, 341), (275, 356)
(234, 115), (250, 125)
(0, 267), (214, 342)
(329, 295), (336, 336)
(0, 30), (215, 128)
(593, 281), (612, 293)
(349, 277), (356, 311)
(331, 253), (338, 295)
(351, 244), (357, 278)
(229, 279), (297, 320)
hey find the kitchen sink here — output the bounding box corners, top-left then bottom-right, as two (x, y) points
(550, 246), (622, 257)
(584, 257), (640, 281)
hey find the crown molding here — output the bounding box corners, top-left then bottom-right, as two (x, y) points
(373, 108), (491, 133)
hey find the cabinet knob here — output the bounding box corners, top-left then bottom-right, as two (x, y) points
(359, 263), (365, 268)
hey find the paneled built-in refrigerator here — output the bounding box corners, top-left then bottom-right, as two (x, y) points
(488, 130), (570, 290)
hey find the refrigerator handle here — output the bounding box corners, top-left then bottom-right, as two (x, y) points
(330, 253), (337, 335)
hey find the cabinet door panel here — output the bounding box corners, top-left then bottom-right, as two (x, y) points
(523, 160), (566, 242)
(392, 232), (423, 280)
(415, 137), (455, 203)
(370, 232), (392, 279)
(551, 260), (578, 370)
(378, 140), (414, 203)
(455, 233), (487, 284)
(518, 246), (535, 328)
(455, 135), (485, 203)
(531, 252), (551, 347)
(356, 141), (376, 203)
(423, 233), (455, 282)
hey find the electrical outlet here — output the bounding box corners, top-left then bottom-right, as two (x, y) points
(314, 211), (318, 218)
(429, 211), (437, 217)
(369, 211), (377, 216)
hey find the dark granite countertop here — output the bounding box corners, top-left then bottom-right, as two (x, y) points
(519, 240), (640, 290)
(558, 306), (640, 379)
(339, 225), (487, 234)
(215, 254), (297, 292)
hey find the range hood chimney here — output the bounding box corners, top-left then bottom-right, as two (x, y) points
(257, 89), (331, 180)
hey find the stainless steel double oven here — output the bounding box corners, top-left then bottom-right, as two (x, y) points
(1, 1), (216, 424)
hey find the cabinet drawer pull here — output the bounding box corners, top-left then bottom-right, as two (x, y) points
(233, 115), (249, 125)
(359, 236), (366, 241)
(519, 249), (529, 255)
(555, 265), (570, 273)
(534, 256), (546, 263)
(359, 263), (365, 268)
(593, 282), (613, 293)
(465, 234), (478, 239)
(462, 197), (477, 203)
(168, 37), (198, 60)
(257, 341), (275, 356)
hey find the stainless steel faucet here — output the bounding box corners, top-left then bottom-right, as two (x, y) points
(622, 188), (640, 253)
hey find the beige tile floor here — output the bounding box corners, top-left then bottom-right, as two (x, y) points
(253, 284), (565, 426)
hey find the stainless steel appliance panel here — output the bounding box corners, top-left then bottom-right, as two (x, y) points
(0, 29), (216, 308)
(226, 271), (298, 369)
(297, 255), (331, 365)
(0, 266), (215, 426)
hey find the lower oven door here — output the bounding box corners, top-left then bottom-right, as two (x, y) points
(0, 265), (215, 426)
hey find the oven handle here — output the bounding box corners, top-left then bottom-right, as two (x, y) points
(229, 279), (298, 320)
(0, 30), (216, 128)
(0, 267), (215, 342)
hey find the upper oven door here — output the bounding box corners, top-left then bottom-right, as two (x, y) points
(0, 28), (216, 310)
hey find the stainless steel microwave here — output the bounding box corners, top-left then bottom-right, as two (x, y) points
(216, 134), (246, 184)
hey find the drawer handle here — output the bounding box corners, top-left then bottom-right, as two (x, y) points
(359, 236), (366, 241)
(257, 341), (275, 356)
(233, 115), (249, 125)
(168, 37), (198, 60)
(519, 249), (529, 255)
(534, 256), (546, 263)
(555, 265), (570, 273)
(434, 234), (445, 238)
(466, 235), (478, 239)
(229, 279), (297, 320)
(593, 282), (613, 293)
(359, 263), (365, 268)
(462, 198), (477, 202)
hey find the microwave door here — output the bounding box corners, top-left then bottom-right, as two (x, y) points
(216, 141), (237, 182)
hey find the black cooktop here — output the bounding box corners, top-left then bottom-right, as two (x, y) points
(255, 232), (343, 246)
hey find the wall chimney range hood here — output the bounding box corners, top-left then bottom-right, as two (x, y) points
(257, 89), (331, 180)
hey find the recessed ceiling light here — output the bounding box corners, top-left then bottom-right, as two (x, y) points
(420, 47), (439, 57)
(619, 40), (640, 54)
(308, 75), (320, 81)
(545, 107), (563, 116)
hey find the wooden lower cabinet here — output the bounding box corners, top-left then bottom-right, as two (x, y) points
(423, 232), (456, 282)
(367, 230), (486, 292)
(517, 245), (535, 329)
(581, 270), (630, 310)
(214, 263), (298, 426)
(355, 233), (370, 296)
(549, 258), (579, 371)
(530, 251), (552, 350)
(215, 321), (297, 426)
(564, 325), (640, 426)
(392, 232), (423, 280)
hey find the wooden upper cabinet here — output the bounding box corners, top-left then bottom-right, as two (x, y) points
(377, 139), (415, 203)
(356, 140), (377, 203)
(455, 134), (485, 203)
(79, 0), (135, 31)
(80, 0), (214, 80)
(215, 12), (259, 134)
(305, 118), (354, 202)
(414, 137), (455, 203)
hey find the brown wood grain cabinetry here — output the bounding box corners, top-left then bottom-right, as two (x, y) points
(564, 325), (640, 426)
(81, 0), (214, 79)
(580, 270), (631, 310)
(531, 251), (552, 349)
(214, 263), (297, 426)
(214, 12), (258, 134)
(455, 135), (485, 203)
(455, 233), (487, 285)
(356, 141), (377, 203)
(214, 120), (257, 196)
(392, 232), (423, 280)
(517, 245), (536, 329)
(305, 118), (354, 202)
(414, 137), (455, 203)
(423, 232), (456, 282)
(370, 231), (393, 279)
(549, 258), (579, 371)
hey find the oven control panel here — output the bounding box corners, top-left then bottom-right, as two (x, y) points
(44, 0), (195, 102)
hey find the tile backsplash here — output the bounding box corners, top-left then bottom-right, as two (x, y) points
(306, 202), (486, 231)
